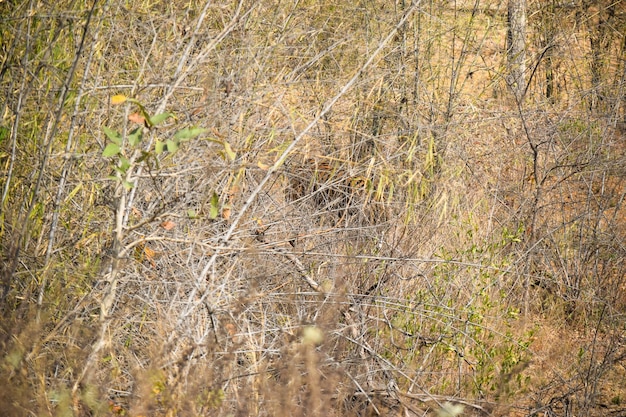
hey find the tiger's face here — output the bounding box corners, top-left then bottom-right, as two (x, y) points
(285, 157), (374, 222)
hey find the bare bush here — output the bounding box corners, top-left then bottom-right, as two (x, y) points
(1, 1), (625, 416)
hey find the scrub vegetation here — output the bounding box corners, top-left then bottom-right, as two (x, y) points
(1, 1), (625, 416)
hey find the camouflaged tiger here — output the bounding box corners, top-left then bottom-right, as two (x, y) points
(285, 158), (376, 223)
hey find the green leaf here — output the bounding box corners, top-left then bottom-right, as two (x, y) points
(113, 165), (127, 175)
(166, 139), (179, 153)
(103, 126), (122, 145)
(208, 192), (219, 220)
(155, 140), (166, 155)
(173, 127), (207, 141)
(102, 143), (120, 157)
(0, 126), (9, 143)
(140, 109), (153, 127)
(149, 112), (172, 126)
(137, 150), (151, 163)
(203, 137), (226, 145)
(128, 127), (142, 147)
(187, 208), (197, 219)
(119, 155), (131, 171)
(122, 180), (134, 191)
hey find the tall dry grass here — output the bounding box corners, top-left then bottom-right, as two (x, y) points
(1, 1), (625, 416)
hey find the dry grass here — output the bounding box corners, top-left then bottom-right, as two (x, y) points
(1, 0), (625, 416)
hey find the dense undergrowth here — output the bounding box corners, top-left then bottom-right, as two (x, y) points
(1, 1), (625, 416)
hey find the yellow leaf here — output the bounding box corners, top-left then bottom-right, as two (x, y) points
(223, 141), (236, 161)
(208, 192), (219, 220)
(111, 94), (127, 105)
(257, 160), (269, 170)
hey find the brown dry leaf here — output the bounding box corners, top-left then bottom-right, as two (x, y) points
(228, 184), (240, 198)
(221, 206), (231, 220)
(211, 127), (225, 139)
(128, 112), (145, 125)
(144, 246), (156, 259)
(160, 220), (175, 230)
(225, 322), (236, 336)
(108, 401), (124, 415)
(143, 246), (157, 268)
(132, 207), (142, 218)
(224, 322), (242, 343)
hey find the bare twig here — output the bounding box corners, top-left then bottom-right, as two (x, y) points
(178, 0), (424, 327)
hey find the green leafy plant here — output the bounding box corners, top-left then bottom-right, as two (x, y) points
(102, 94), (207, 190)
